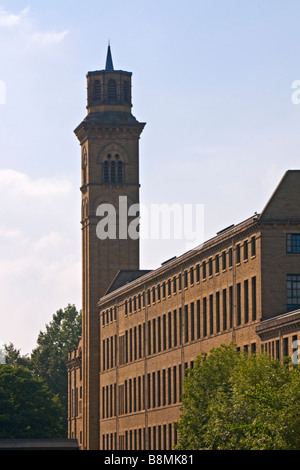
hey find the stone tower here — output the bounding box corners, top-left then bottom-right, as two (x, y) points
(74, 46), (146, 449)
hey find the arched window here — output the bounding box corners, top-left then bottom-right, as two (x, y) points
(94, 80), (101, 101)
(103, 153), (124, 184)
(123, 81), (130, 103)
(108, 79), (117, 101)
(111, 161), (116, 183)
(103, 161), (109, 183)
(118, 161), (124, 183)
(82, 147), (87, 186)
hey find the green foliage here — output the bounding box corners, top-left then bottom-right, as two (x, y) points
(0, 365), (65, 438)
(30, 304), (82, 431)
(175, 344), (300, 450)
(1, 304), (81, 439)
(4, 343), (31, 368)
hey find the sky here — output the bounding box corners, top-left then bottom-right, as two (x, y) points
(1, 0), (300, 355)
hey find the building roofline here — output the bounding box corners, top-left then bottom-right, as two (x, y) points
(98, 212), (260, 306)
(259, 170), (300, 220)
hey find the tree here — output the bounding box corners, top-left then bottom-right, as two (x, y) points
(174, 344), (300, 450)
(0, 365), (65, 438)
(4, 343), (31, 368)
(30, 304), (82, 432)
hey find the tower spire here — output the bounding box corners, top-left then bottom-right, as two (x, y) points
(105, 42), (114, 71)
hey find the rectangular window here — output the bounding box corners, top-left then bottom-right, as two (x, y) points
(184, 271), (188, 288)
(287, 234), (300, 253)
(191, 302), (195, 341)
(215, 255), (220, 274)
(173, 310), (177, 346)
(179, 308), (182, 344)
(209, 294), (214, 334)
(148, 321), (151, 355)
(157, 284), (161, 301)
(133, 378), (137, 412)
(283, 337), (289, 357)
(162, 370), (166, 406)
(287, 274), (300, 311)
(196, 264), (200, 282)
(251, 236), (256, 257)
(152, 287), (156, 303)
(236, 244), (241, 264)
(173, 366), (177, 403)
(216, 292), (220, 332)
(243, 240), (248, 260)
(179, 364), (183, 401)
(229, 286), (233, 328)
(237, 283), (241, 325)
(168, 311), (172, 349)
(129, 379), (132, 413)
(275, 340), (280, 359)
(252, 276), (257, 320)
(184, 305), (189, 343)
(111, 336), (114, 368)
(244, 280), (249, 323)
(168, 368), (172, 405)
(158, 426), (161, 451)
(106, 386), (109, 418)
(157, 317), (161, 352)
(147, 374), (151, 409)
(157, 371), (161, 407)
(169, 423), (173, 450)
(138, 324), (142, 358)
(209, 258), (213, 276)
(142, 375), (145, 410)
(138, 376), (141, 411)
(138, 294), (141, 309)
(202, 261), (207, 279)
(197, 300), (201, 338)
(142, 323), (145, 357)
(222, 289), (227, 330)
(106, 338), (110, 370)
(203, 297), (207, 336)
(129, 328), (133, 362)
(190, 267), (194, 285)
(152, 372), (156, 408)
(222, 251), (226, 270)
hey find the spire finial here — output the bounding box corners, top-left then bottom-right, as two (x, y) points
(105, 42), (114, 71)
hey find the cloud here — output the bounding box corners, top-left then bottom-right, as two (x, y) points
(0, 6), (29, 27)
(0, 6), (68, 46)
(0, 169), (72, 197)
(29, 30), (69, 46)
(0, 169), (81, 354)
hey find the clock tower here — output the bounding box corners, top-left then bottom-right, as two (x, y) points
(73, 45), (146, 449)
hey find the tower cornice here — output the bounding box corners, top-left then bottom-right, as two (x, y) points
(74, 120), (146, 144)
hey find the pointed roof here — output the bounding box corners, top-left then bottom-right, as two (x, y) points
(259, 170), (300, 221)
(105, 43), (114, 71)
